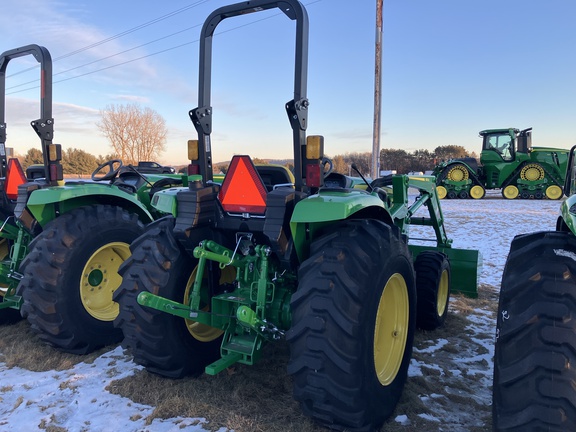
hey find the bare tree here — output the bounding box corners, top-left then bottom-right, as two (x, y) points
(97, 103), (168, 165)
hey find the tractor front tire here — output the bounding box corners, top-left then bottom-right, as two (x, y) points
(114, 216), (224, 378)
(414, 251), (450, 330)
(493, 231), (576, 431)
(287, 220), (416, 431)
(18, 205), (144, 354)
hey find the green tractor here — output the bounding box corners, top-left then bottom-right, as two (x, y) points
(493, 144), (576, 431)
(0, 44), (185, 353)
(113, 1), (481, 430)
(433, 127), (568, 200)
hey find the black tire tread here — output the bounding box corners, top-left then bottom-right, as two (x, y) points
(414, 251), (450, 330)
(286, 219), (416, 431)
(18, 205), (144, 354)
(493, 231), (576, 432)
(113, 216), (221, 378)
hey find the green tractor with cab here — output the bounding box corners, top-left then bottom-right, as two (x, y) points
(0, 44), (184, 353)
(434, 127), (568, 200)
(113, 1), (481, 430)
(493, 144), (576, 431)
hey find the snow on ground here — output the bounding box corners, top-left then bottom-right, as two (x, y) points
(0, 192), (563, 431)
(411, 189), (561, 288)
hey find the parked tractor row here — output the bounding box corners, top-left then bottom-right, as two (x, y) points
(2, 1), (537, 431)
(433, 127), (568, 200)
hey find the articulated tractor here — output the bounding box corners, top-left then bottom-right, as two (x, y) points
(434, 127), (568, 200)
(113, 1), (481, 430)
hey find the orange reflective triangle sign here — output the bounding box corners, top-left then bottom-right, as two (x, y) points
(5, 158), (27, 200)
(219, 156), (267, 214)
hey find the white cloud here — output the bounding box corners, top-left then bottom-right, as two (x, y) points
(0, 0), (157, 88)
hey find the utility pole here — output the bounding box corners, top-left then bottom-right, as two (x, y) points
(371, 0), (383, 179)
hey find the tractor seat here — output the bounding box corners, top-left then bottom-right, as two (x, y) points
(255, 165), (294, 192)
(112, 171), (148, 194)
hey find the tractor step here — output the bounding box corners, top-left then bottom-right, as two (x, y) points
(206, 333), (261, 375)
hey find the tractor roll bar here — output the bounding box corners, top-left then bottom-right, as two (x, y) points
(190, 0), (309, 191)
(0, 44), (54, 180)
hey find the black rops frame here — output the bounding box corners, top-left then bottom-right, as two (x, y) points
(189, 0), (309, 192)
(0, 44), (54, 181)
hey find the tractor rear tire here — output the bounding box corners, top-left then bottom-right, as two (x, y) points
(113, 216), (224, 378)
(493, 231), (576, 431)
(414, 251), (450, 330)
(287, 220), (416, 431)
(18, 205), (144, 354)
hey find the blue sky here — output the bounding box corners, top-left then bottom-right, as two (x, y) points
(1, 0), (575, 166)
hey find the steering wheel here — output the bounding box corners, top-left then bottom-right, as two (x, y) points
(321, 157), (334, 179)
(92, 159), (123, 182)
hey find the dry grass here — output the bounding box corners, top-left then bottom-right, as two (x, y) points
(107, 342), (323, 432)
(0, 319), (112, 371)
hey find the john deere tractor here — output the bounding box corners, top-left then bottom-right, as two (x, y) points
(113, 1), (480, 430)
(433, 127), (568, 200)
(492, 144), (576, 431)
(0, 44), (184, 353)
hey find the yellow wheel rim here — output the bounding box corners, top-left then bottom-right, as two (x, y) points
(183, 266), (236, 342)
(545, 185), (563, 200)
(436, 186), (447, 199)
(446, 166), (469, 182)
(437, 269), (449, 317)
(0, 239), (10, 291)
(80, 242), (131, 321)
(503, 185), (519, 199)
(520, 164), (545, 181)
(374, 273), (409, 386)
(470, 185), (484, 199)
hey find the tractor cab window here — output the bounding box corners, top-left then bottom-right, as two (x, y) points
(486, 134), (513, 161)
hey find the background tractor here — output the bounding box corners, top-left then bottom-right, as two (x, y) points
(113, 1), (480, 430)
(0, 44), (184, 353)
(493, 144), (576, 431)
(433, 127), (568, 200)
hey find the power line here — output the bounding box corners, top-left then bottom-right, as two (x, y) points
(6, 0), (213, 78)
(6, 23), (204, 91)
(6, 0), (322, 96)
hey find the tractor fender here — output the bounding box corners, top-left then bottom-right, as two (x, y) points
(289, 190), (393, 262)
(25, 183), (154, 228)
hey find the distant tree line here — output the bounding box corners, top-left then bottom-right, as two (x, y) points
(334, 145), (476, 175)
(213, 145), (477, 177)
(20, 147), (117, 176)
